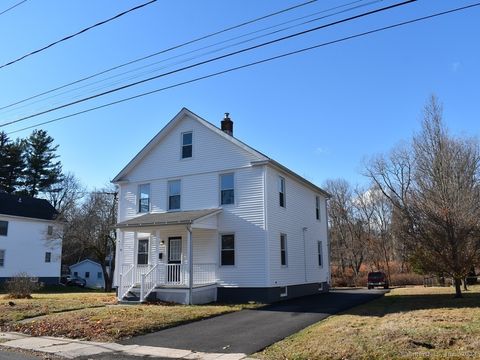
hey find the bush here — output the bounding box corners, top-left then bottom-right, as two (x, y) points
(4, 273), (42, 299)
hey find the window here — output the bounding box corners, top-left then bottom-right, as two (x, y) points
(316, 196), (321, 221)
(220, 173), (234, 205)
(221, 234), (235, 266)
(137, 239), (149, 265)
(85, 272), (90, 278)
(278, 176), (286, 207)
(73, 271), (78, 277)
(45, 252), (51, 263)
(97, 272), (102, 279)
(280, 286), (288, 297)
(47, 225), (53, 236)
(138, 183), (150, 213)
(0, 250), (4, 267)
(181, 131), (193, 159)
(318, 241), (323, 267)
(168, 180), (181, 210)
(280, 234), (287, 266)
(0, 221), (8, 236)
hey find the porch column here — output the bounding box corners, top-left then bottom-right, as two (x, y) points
(133, 231), (138, 265)
(154, 230), (160, 266)
(187, 226), (193, 305)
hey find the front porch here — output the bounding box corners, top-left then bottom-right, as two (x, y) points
(116, 209), (222, 304)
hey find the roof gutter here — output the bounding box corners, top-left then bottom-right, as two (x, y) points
(251, 160), (331, 198)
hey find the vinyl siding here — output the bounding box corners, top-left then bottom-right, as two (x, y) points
(0, 215), (62, 279)
(265, 166), (329, 287)
(115, 113), (267, 287)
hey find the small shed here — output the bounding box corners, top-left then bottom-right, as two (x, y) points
(69, 259), (105, 289)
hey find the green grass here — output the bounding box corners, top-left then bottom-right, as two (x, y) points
(257, 286), (480, 360)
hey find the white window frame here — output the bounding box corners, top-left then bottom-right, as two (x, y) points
(138, 183), (150, 213)
(181, 131), (193, 159)
(0, 221), (8, 236)
(220, 233), (235, 266)
(280, 233), (288, 267)
(318, 240), (323, 267)
(137, 238), (150, 265)
(280, 286), (288, 297)
(168, 179), (181, 211)
(219, 173), (235, 206)
(97, 272), (102, 279)
(278, 176), (286, 208)
(0, 249), (5, 267)
(47, 225), (53, 236)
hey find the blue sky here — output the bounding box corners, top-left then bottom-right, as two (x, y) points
(0, 0), (478, 190)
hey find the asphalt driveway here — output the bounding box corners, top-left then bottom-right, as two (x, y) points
(121, 288), (387, 355)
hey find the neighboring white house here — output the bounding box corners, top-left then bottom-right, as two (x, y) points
(113, 108), (330, 304)
(70, 259), (105, 289)
(0, 193), (62, 285)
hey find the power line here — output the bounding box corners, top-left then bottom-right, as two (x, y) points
(9, 1), (476, 136)
(0, 0), (319, 112)
(0, 0), (417, 129)
(0, 0), (27, 16)
(1, 0), (382, 117)
(0, 0), (157, 70)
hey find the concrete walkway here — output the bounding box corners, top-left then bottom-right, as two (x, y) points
(0, 289), (386, 359)
(0, 332), (248, 359)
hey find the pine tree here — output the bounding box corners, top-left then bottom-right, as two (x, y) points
(0, 131), (25, 194)
(23, 129), (63, 197)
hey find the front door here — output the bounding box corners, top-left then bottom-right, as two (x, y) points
(167, 237), (182, 283)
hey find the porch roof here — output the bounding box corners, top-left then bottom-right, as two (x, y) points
(116, 208), (222, 229)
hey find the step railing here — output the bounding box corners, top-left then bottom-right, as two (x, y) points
(140, 263), (159, 301)
(118, 264), (134, 300)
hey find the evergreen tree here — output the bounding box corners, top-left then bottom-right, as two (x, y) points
(0, 131), (25, 193)
(23, 129), (63, 197)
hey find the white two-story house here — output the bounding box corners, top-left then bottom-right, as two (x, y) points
(0, 193), (62, 285)
(113, 108), (330, 304)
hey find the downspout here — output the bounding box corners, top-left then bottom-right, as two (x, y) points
(187, 225), (193, 305)
(302, 227), (308, 283)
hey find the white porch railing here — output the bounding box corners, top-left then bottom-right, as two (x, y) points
(118, 263), (217, 302)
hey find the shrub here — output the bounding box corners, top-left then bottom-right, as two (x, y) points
(4, 273), (42, 299)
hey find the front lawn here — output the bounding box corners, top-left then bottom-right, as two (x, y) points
(257, 286), (480, 360)
(0, 292), (116, 325)
(6, 302), (255, 342)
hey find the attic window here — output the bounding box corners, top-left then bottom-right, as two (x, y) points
(182, 131), (193, 159)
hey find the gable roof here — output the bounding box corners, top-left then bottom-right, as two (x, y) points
(112, 107), (330, 198)
(0, 193), (58, 221)
(69, 259), (102, 269)
(112, 108), (268, 183)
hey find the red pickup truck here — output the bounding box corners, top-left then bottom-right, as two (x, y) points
(367, 271), (389, 289)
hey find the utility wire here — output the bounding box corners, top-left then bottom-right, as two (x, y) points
(7, 2), (480, 135)
(0, 0), (157, 70)
(0, 0), (319, 111)
(0, 0), (27, 16)
(0, 0), (417, 128)
(1, 0), (381, 117)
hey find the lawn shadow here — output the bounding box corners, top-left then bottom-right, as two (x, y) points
(251, 288), (480, 318)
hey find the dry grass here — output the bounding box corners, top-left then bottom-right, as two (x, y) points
(7, 303), (255, 342)
(0, 292), (116, 325)
(257, 286), (480, 360)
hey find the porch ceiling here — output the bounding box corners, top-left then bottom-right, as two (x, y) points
(116, 208), (222, 230)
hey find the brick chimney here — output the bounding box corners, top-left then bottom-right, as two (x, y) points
(221, 112), (233, 136)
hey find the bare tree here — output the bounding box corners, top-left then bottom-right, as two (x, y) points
(326, 179), (367, 285)
(365, 96), (480, 297)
